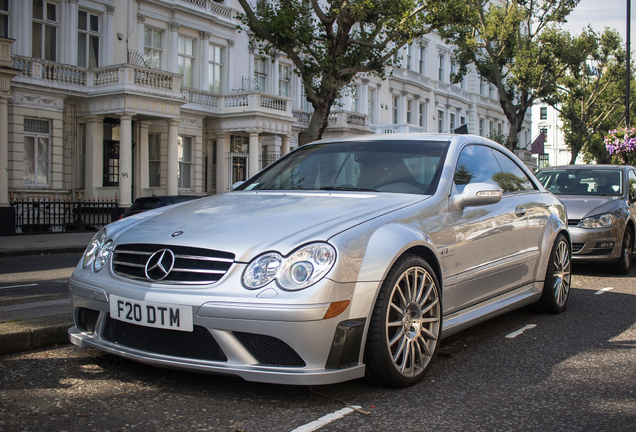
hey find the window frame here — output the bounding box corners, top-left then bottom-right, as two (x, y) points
(540, 106), (548, 120)
(148, 133), (161, 188)
(279, 63), (290, 97)
(178, 136), (192, 190)
(0, 0), (10, 39)
(208, 44), (223, 93)
(178, 35), (195, 88)
(144, 27), (163, 70)
(254, 57), (266, 91)
(32, 0), (58, 62)
(77, 9), (100, 68)
(23, 119), (51, 187)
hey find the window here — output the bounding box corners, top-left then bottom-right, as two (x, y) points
(538, 154), (549, 169)
(0, 0), (9, 38)
(368, 88), (376, 124)
(103, 123), (120, 187)
(489, 84), (495, 99)
(437, 110), (444, 133)
(144, 28), (162, 69)
(78, 10), (99, 68)
(23, 119), (50, 187)
(32, 0), (58, 61)
(479, 119), (484, 136)
(301, 85), (312, 112)
(628, 170), (636, 199)
(254, 57), (266, 91)
(492, 149), (535, 193)
(406, 99), (412, 124)
(279, 63), (290, 97)
(178, 136), (192, 189)
(460, 116), (466, 127)
(454, 145), (500, 193)
(149, 134), (161, 188)
(209, 45), (223, 93)
(498, 123), (502, 133)
(419, 45), (426, 75)
(450, 61), (457, 83)
(419, 102), (427, 128)
(540, 107), (548, 120)
(450, 113), (456, 131)
(406, 44), (412, 70)
(392, 95), (399, 124)
(438, 53), (445, 82)
(480, 77), (486, 95)
(351, 84), (359, 113)
(540, 127), (549, 144)
(489, 121), (494, 135)
(178, 36), (194, 88)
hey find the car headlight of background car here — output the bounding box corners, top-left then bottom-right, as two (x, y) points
(578, 213), (616, 228)
(243, 243), (336, 291)
(82, 228), (114, 273)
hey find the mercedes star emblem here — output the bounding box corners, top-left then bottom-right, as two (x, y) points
(145, 249), (176, 281)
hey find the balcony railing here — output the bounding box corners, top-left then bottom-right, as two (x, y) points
(371, 124), (428, 134)
(293, 110), (312, 124)
(328, 111), (369, 127)
(177, 0), (233, 19)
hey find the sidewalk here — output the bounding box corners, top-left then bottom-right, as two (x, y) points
(0, 232), (95, 356)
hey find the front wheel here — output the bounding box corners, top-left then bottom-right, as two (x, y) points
(531, 233), (571, 314)
(364, 254), (442, 388)
(611, 226), (633, 275)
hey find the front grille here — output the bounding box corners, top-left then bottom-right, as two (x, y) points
(234, 332), (306, 367)
(102, 315), (227, 362)
(568, 219), (581, 227)
(112, 244), (234, 284)
(572, 243), (585, 253)
(76, 307), (100, 333)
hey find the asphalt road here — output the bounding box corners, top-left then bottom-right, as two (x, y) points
(0, 261), (635, 432)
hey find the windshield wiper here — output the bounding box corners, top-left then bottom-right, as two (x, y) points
(320, 186), (378, 192)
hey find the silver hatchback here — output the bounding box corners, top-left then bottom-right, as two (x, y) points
(69, 134), (570, 387)
(535, 165), (636, 274)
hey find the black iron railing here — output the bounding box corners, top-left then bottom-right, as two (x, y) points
(11, 197), (119, 234)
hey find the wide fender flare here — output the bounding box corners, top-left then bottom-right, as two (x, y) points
(534, 212), (570, 282)
(347, 223), (441, 319)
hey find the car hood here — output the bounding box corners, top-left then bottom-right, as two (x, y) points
(557, 195), (622, 220)
(110, 191), (427, 262)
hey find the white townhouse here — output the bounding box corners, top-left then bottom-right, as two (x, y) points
(0, 0), (531, 234)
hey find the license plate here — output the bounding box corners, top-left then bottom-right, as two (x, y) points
(109, 295), (193, 332)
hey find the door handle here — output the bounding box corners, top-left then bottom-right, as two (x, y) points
(515, 205), (527, 217)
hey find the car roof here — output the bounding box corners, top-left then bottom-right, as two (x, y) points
(539, 164), (633, 171)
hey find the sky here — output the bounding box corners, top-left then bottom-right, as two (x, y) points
(563, 0), (633, 43)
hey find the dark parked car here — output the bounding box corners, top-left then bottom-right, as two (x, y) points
(121, 195), (202, 218)
(536, 164), (636, 274)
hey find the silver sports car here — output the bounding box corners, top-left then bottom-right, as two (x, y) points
(69, 134), (570, 388)
(535, 164), (636, 274)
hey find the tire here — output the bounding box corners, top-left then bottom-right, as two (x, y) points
(531, 233), (571, 314)
(612, 226), (633, 275)
(364, 254), (442, 388)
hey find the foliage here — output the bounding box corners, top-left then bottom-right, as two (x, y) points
(545, 29), (627, 164)
(236, 0), (443, 143)
(488, 130), (508, 146)
(433, 0), (595, 151)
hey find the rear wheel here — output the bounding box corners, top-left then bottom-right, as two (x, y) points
(364, 254), (441, 388)
(612, 226), (633, 275)
(532, 233), (571, 314)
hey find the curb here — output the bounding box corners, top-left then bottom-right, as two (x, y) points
(0, 314), (73, 356)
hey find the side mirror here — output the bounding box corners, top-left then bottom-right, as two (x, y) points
(452, 182), (502, 209)
(231, 181), (245, 190)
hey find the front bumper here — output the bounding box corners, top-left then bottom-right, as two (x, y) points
(568, 226), (622, 262)
(68, 277), (373, 385)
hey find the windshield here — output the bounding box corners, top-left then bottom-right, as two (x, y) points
(237, 140), (448, 195)
(536, 169), (623, 196)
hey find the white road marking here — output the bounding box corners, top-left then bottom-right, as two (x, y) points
(290, 406), (361, 432)
(0, 283), (38, 290)
(505, 324), (537, 339)
(595, 287), (614, 295)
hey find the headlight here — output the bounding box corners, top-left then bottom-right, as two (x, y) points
(243, 243), (336, 291)
(82, 229), (106, 269)
(93, 241), (114, 273)
(578, 213), (616, 228)
(81, 229), (113, 273)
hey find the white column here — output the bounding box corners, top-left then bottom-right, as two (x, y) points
(400, 91), (408, 124)
(281, 134), (291, 156)
(64, 0), (79, 65)
(0, 97), (9, 206)
(138, 121), (149, 195)
(119, 114), (133, 207)
(84, 116), (104, 199)
(226, 39), (235, 92)
(215, 133), (227, 194)
(17, 0), (32, 56)
(272, 55), (279, 95)
(104, 5), (115, 66)
(167, 119), (179, 195)
(248, 131), (260, 177)
(167, 22), (180, 74)
(199, 32), (211, 91)
(360, 79), (369, 116)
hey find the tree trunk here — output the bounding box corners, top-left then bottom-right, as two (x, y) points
(303, 102), (333, 145)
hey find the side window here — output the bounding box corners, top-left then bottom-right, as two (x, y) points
(629, 170), (636, 199)
(454, 145), (500, 193)
(492, 149), (536, 193)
